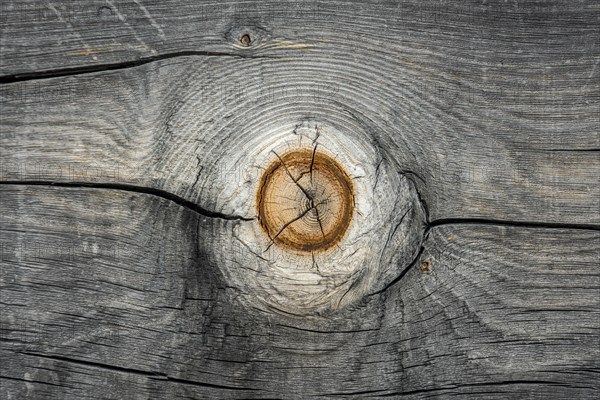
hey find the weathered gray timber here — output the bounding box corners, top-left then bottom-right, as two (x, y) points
(1, 0), (599, 398)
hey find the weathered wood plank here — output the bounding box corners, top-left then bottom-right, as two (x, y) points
(2, 1), (598, 225)
(1, 186), (598, 398)
(392, 223), (600, 398)
(0, 0), (598, 77)
(1, 1), (598, 398)
(1, 51), (598, 225)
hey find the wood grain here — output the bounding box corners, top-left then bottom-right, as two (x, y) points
(0, 1), (598, 77)
(1, 1), (599, 398)
(1, 186), (598, 398)
(1, 48), (598, 225)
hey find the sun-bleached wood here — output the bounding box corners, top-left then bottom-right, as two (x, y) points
(0, 186), (598, 398)
(1, 1), (598, 226)
(1, 0), (599, 398)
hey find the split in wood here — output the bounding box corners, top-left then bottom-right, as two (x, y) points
(257, 147), (354, 253)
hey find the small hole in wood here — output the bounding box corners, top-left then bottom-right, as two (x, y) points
(239, 33), (253, 47)
(419, 259), (431, 272)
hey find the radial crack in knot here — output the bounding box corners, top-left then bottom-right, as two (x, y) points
(258, 148), (354, 252)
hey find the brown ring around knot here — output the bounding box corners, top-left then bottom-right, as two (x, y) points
(257, 148), (354, 252)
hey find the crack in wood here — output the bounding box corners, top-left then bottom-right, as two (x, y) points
(428, 218), (600, 232)
(0, 51), (279, 84)
(264, 199), (328, 252)
(271, 150), (313, 202)
(0, 181), (253, 221)
(16, 351), (260, 391)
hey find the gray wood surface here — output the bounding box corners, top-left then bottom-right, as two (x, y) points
(1, 0), (599, 398)
(1, 186), (598, 399)
(1, 0), (599, 225)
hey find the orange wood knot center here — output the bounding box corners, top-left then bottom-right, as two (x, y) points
(257, 148), (354, 252)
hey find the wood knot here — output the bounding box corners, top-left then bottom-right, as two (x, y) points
(257, 148), (354, 252)
(239, 33), (253, 47)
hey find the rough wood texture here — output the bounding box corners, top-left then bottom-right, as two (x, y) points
(1, 0), (599, 398)
(1, 1), (599, 225)
(1, 186), (598, 398)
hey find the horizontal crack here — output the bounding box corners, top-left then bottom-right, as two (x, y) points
(538, 148), (600, 152)
(0, 181), (253, 221)
(377, 380), (580, 397)
(17, 351), (258, 391)
(0, 375), (66, 388)
(0, 50), (273, 84)
(371, 214), (599, 296)
(428, 218), (599, 232)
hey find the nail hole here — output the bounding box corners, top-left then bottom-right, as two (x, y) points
(240, 33), (253, 47)
(419, 259), (431, 272)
